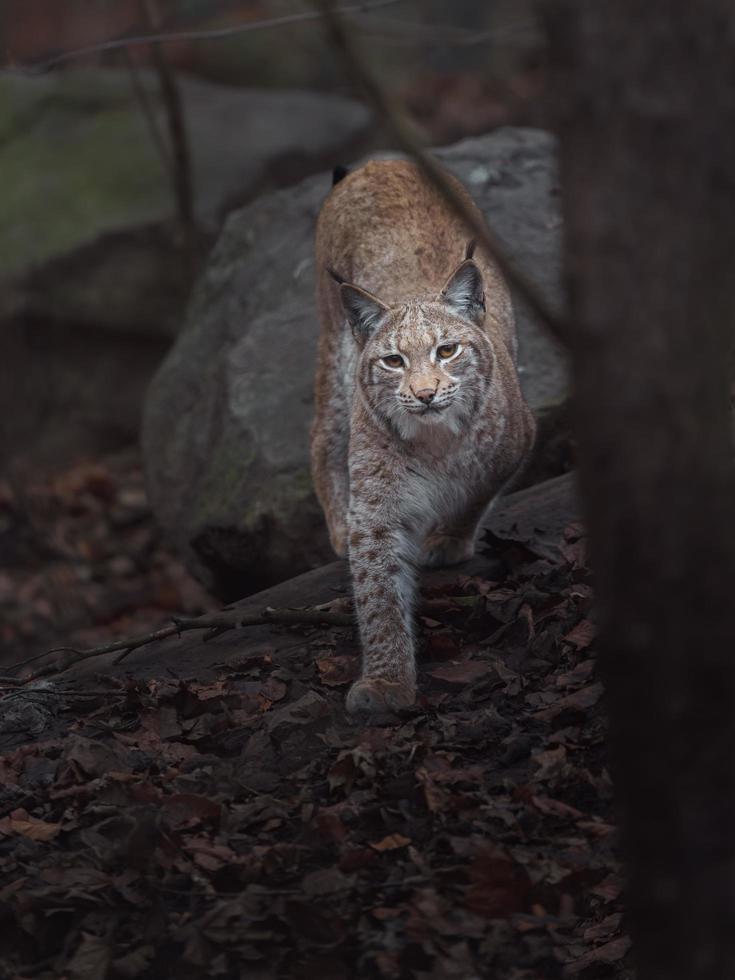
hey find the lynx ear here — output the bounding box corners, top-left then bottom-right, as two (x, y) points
(440, 259), (485, 324)
(328, 269), (389, 343)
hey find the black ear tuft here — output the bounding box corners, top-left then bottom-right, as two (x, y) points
(465, 239), (477, 260)
(440, 259), (485, 324)
(332, 165), (349, 186)
(327, 266), (347, 285)
(338, 283), (389, 345)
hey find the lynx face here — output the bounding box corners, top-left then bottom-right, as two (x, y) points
(357, 302), (494, 439)
(333, 256), (494, 440)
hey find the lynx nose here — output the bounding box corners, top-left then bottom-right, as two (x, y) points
(413, 387), (436, 405)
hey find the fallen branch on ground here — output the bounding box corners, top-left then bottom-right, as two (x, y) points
(315, 0), (569, 347)
(9, 601), (355, 682)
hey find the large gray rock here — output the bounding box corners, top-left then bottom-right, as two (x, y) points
(142, 128), (566, 597)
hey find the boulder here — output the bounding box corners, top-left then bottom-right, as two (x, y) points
(142, 128), (567, 597)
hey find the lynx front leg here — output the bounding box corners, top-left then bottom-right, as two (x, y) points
(345, 520), (418, 716)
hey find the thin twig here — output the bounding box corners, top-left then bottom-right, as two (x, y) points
(140, 0), (195, 239)
(315, 0), (569, 347)
(4, 0), (403, 76)
(8, 603), (354, 681)
(359, 16), (538, 47)
(123, 49), (174, 183)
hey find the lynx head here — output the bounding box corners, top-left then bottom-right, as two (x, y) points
(330, 248), (496, 439)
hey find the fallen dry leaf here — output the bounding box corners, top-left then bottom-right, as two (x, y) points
(370, 834), (412, 852)
(465, 848), (532, 919)
(427, 661), (487, 684)
(531, 795), (584, 820)
(316, 655), (359, 687)
(0, 811), (61, 842)
(564, 619), (598, 650)
(533, 682), (604, 721)
(565, 936), (632, 975)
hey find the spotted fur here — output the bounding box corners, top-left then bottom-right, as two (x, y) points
(311, 159), (535, 715)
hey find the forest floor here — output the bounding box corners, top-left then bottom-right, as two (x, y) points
(0, 451), (632, 979)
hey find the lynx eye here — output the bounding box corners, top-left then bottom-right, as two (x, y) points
(381, 354), (405, 369)
(436, 343), (459, 360)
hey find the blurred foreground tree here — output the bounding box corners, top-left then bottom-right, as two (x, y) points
(544, 2), (735, 977)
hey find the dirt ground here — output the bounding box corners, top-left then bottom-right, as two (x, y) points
(0, 453), (631, 979)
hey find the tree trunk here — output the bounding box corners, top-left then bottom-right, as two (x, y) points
(543, 2), (735, 977)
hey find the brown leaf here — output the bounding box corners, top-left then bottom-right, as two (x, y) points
(327, 754), (357, 794)
(316, 655), (359, 687)
(555, 659), (595, 689)
(533, 682), (604, 721)
(484, 587), (518, 603)
(188, 679), (229, 701)
(371, 906), (402, 920)
(578, 819), (616, 839)
(564, 936), (631, 975)
(370, 833), (412, 851)
(427, 661), (487, 684)
(589, 874), (623, 903)
(112, 945), (155, 979)
(316, 807), (348, 843)
(416, 767), (449, 813)
(564, 619), (597, 650)
(583, 912), (623, 941)
(285, 900), (345, 945)
(260, 676), (288, 703)
(531, 795), (584, 820)
(465, 848), (532, 918)
(0, 810), (61, 842)
(423, 630), (463, 660)
(66, 931), (112, 980)
(63, 735), (126, 778)
(532, 745), (567, 781)
(302, 867), (352, 897)
(339, 847), (377, 872)
(161, 793), (222, 830)
(184, 837), (237, 871)
(456, 575), (500, 595)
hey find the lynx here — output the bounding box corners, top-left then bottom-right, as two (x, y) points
(311, 159), (535, 715)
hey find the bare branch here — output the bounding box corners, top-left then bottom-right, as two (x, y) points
(8, 602), (355, 682)
(139, 0), (196, 239)
(124, 50), (174, 182)
(314, 0), (569, 347)
(4, 0), (403, 76)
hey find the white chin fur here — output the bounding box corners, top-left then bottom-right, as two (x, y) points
(392, 406), (463, 441)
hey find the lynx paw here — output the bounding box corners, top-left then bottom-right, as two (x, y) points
(420, 534), (474, 568)
(345, 676), (416, 717)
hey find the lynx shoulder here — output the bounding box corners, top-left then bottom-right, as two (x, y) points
(310, 159), (535, 716)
